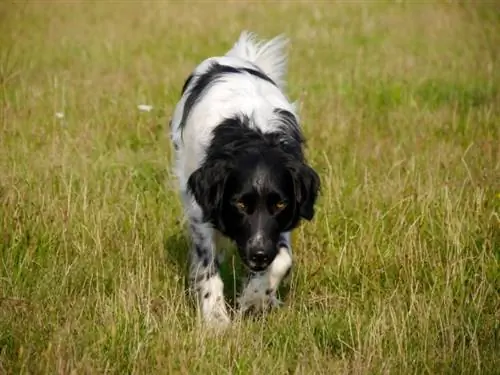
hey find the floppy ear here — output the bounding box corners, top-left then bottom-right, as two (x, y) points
(187, 159), (231, 226)
(292, 163), (320, 221)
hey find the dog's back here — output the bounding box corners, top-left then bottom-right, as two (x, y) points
(170, 31), (298, 188)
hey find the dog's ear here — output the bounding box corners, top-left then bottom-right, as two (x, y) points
(187, 159), (231, 225)
(290, 162), (320, 221)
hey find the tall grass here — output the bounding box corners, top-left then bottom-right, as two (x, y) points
(1, 1), (499, 374)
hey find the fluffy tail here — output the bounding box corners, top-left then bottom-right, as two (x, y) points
(226, 30), (289, 89)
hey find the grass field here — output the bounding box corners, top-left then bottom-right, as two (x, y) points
(1, 1), (499, 374)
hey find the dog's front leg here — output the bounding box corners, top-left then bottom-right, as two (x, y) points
(238, 232), (293, 314)
(187, 217), (230, 329)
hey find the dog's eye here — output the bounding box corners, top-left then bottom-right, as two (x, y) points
(236, 201), (247, 210)
(275, 201), (287, 210)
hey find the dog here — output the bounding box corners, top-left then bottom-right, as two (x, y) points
(170, 31), (320, 328)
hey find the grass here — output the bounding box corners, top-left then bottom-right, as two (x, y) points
(1, 1), (499, 374)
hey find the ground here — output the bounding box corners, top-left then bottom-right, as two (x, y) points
(1, 1), (499, 374)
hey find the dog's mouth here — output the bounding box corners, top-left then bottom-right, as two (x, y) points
(245, 260), (269, 272)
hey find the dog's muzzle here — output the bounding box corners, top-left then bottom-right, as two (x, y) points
(245, 233), (275, 271)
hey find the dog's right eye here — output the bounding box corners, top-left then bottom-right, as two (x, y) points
(275, 201), (287, 210)
(236, 201), (247, 210)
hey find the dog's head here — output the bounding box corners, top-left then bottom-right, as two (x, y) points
(187, 137), (320, 272)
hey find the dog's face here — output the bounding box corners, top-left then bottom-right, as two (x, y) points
(188, 148), (320, 272)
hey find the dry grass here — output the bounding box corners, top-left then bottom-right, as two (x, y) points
(1, 1), (499, 374)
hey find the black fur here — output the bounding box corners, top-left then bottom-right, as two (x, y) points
(239, 66), (276, 86)
(179, 62), (276, 132)
(180, 73), (194, 95)
(187, 114), (320, 271)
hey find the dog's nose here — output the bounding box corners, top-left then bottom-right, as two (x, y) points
(246, 233), (274, 270)
(249, 250), (270, 267)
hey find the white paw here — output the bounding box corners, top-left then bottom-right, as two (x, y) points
(202, 293), (231, 330)
(194, 274), (231, 330)
(237, 288), (283, 314)
(205, 309), (231, 331)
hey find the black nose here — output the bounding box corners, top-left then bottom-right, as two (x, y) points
(246, 235), (274, 270)
(249, 251), (270, 266)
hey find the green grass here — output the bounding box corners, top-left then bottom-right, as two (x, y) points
(1, 1), (499, 374)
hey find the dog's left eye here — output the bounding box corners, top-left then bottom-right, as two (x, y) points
(236, 201), (247, 210)
(275, 201), (287, 210)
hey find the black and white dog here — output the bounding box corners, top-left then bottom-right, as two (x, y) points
(170, 31), (320, 328)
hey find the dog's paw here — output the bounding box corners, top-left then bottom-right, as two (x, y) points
(237, 289), (283, 315)
(202, 296), (231, 331)
(205, 310), (231, 331)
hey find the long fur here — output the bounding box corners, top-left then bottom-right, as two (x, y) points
(225, 31), (289, 89)
(169, 31), (320, 329)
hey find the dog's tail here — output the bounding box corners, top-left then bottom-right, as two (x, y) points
(226, 30), (289, 89)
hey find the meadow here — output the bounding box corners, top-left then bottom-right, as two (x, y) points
(1, 1), (499, 374)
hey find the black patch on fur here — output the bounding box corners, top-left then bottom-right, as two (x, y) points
(273, 108), (304, 148)
(179, 62), (276, 131)
(207, 115), (305, 161)
(181, 73), (195, 95)
(192, 267), (216, 284)
(190, 273), (206, 284)
(194, 244), (205, 259)
(190, 225), (205, 247)
(265, 288), (274, 295)
(278, 234), (289, 249)
(240, 67), (275, 86)
(204, 292), (211, 299)
(196, 256), (219, 273)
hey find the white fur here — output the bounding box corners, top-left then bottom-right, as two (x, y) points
(226, 31), (289, 90)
